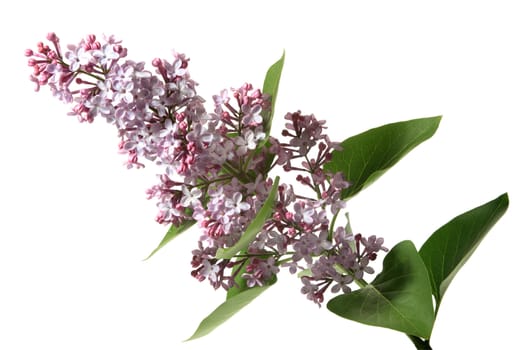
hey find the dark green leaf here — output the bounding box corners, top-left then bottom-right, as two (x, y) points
(262, 51), (285, 135)
(324, 116), (441, 199)
(327, 240), (435, 339)
(143, 220), (195, 260)
(419, 193), (509, 308)
(215, 176), (280, 259)
(186, 284), (273, 341)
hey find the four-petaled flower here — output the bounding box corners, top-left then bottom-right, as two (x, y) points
(181, 186), (202, 208)
(225, 192), (250, 215)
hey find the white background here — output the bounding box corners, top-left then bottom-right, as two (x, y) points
(1, 1), (523, 349)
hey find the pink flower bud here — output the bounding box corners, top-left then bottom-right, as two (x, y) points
(176, 112), (185, 121)
(46, 32), (58, 42)
(152, 58), (162, 67)
(37, 42), (46, 53)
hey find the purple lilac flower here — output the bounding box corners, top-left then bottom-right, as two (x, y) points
(27, 34), (388, 303)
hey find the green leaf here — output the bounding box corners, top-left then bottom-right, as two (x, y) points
(262, 51), (285, 134)
(324, 116), (441, 200)
(419, 193), (509, 308)
(143, 220), (195, 260)
(327, 240), (435, 339)
(215, 176), (280, 259)
(186, 284), (274, 341)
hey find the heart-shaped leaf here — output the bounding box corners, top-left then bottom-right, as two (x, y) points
(327, 240), (435, 339)
(144, 219), (195, 260)
(419, 193), (509, 308)
(186, 283), (274, 341)
(215, 176), (280, 259)
(324, 116), (441, 200)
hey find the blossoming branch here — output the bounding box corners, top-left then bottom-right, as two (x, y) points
(26, 33), (509, 349)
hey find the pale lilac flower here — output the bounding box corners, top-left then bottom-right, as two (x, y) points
(241, 103), (263, 126)
(300, 277), (324, 306)
(235, 129), (262, 156)
(158, 118), (178, 138)
(331, 274), (354, 294)
(93, 42), (121, 66)
(290, 132), (316, 155)
(269, 137), (292, 166)
(110, 68), (135, 104)
(213, 89), (230, 112)
(331, 172), (350, 190)
(84, 94), (113, 120)
(210, 140), (234, 163)
(181, 186), (202, 208)
(64, 46), (92, 72)
(293, 202), (316, 225)
(225, 192), (250, 215)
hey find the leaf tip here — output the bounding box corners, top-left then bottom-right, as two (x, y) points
(500, 192), (510, 205)
(183, 334), (200, 342)
(143, 246), (160, 261)
(429, 115), (442, 131)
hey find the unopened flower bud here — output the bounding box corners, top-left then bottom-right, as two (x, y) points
(46, 32), (58, 42)
(152, 57), (162, 67)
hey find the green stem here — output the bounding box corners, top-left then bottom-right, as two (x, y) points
(328, 209), (340, 241)
(335, 262), (368, 288)
(222, 161), (250, 183)
(407, 335), (432, 350)
(354, 278), (367, 289)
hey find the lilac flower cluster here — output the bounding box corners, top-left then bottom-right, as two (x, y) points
(26, 33), (387, 305)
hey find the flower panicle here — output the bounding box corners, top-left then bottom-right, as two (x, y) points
(26, 33), (388, 305)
